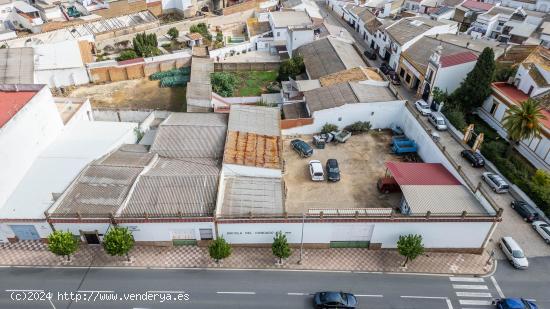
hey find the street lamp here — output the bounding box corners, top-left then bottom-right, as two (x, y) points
(298, 213), (305, 265)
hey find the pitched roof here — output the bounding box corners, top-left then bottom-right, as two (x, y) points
(384, 17), (444, 46)
(385, 162), (461, 185)
(227, 105), (280, 136)
(151, 113), (228, 159)
(220, 176), (284, 216)
(358, 9), (382, 33)
(119, 158), (220, 217)
(400, 185), (488, 215)
(0, 88), (39, 127)
(440, 51), (478, 68)
(0, 48), (35, 85)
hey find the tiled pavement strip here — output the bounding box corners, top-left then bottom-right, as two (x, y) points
(0, 241), (492, 275)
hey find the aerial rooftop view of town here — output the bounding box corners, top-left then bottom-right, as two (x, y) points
(0, 0), (549, 307)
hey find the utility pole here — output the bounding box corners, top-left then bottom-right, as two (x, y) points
(298, 213), (305, 264)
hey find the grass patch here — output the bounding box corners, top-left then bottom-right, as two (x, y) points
(233, 71), (278, 97)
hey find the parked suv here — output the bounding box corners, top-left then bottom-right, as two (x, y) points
(460, 150), (485, 167)
(428, 112), (447, 130)
(291, 139), (313, 158)
(511, 200), (540, 222)
(326, 159), (341, 182)
(500, 237), (528, 269)
(309, 160), (324, 181)
(482, 172), (509, 193)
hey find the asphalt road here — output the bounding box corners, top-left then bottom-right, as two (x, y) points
(2, 259), (546, 309)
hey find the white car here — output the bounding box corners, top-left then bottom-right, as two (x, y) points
(414, 100), (431, 116)
(532, 221), (550, 244)
(482, 172), (509, 193)
(499, 237), (528, 269)
(309, 160), (324, 181)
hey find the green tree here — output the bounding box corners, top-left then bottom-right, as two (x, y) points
(321, 123), (338, 134)
(133, 32), (161, 57)
(397, 234), (424, 267)
(116, 50), (138, 61)
(450, 47), (496, 111)
(215, 31), (223, 43)
(211, 72), (239, 97)
(272, 231), (291, 264)
(278, 55), (305, 81)
(102, 227), (135, 261)
(502, 98), (545, 154)
(190, 23), (212, 41)
(167, 27), (179, 40)
(209, 237), (232, 263)
(47, 230), (78, 261)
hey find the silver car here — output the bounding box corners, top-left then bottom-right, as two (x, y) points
(428, 112), (447, 130)
(500, 237), (528, 269)
(532, 221), (550, 244)
(482, 172), (509, 193)
(414, 100), (431, 116)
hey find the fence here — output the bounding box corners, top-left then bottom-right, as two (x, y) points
(214, 62), (280, 72)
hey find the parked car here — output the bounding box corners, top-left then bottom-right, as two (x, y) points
(388, 72), (401, 85)
(511, 200), (539, 222)
(309, 160), (324, 181)
(379, 63), (394, 75)
(326, 159), (340, 182)
(482, 172), (509, 193)
(532, 221), (550, 244)
(291, 139), (313, 157)
(461, 150), (485, 168)
(428, 112), (447, 131)
(377, 176), (400, 194)
(363, 49), (377, 60)
(492, 298), (537, 309)
(414, 100), (431, 116)
(313, 291), (358, 309)
(499, 237), (528, 269)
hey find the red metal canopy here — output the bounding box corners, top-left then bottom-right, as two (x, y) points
(385, 162), (461, 186)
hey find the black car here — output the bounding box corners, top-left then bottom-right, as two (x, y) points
(291, 139), (313, 158)
(313, 291), (357, 309)
(363, 49), (377, 60)
(379, 63), (394, 75)
(511, 200), (540, 222)
(460, 149), (485, 167)
(326, 159), (340, 182)
(388, 72), (401, 85)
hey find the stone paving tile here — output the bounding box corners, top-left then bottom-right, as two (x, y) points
(0, 241), (492, 275)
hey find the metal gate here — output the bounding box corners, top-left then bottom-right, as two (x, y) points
(9, 225), (40, 240)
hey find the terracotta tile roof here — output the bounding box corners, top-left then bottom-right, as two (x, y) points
(385, 162), (461, 185)
(0, 90), (38, 127)
(440, 51), (478, 68)
(223, 131), (281, 169)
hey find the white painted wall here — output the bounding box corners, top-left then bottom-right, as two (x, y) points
(282, 100), (406, 135)
(162, 0), (193, 11)
(119, 222), (215, 242)
(370, 221), (492, 248)
(0, 221), (52, 241)
(0, 87), (63, 207)
(222, 164), (282, 178)
(433, 61), (476, 94)
(52, 222), (110, 242)
(516, 64), (550, 97)
(287, 29), (314, 57)
(34, 67), (90, 88)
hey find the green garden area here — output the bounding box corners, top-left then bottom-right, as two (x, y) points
(211, 71), (278, 97)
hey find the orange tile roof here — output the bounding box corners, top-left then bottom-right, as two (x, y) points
(492, 82), (550, 130)
(223, 131), (281, 169)
(0, 90), (38, 127)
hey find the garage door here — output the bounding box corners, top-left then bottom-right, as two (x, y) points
(171, 229), (196, 246)
(330, 224), (374, 242)
(10, 225), (40, 240)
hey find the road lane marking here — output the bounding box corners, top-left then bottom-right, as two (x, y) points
(450, 277), (484, 283)
(216, 291), (256, 295)
(490, 276), (505, 298)
(459, 299), (492, 306)
(400, 296), (452, 309)
(355, 294), (383, 297)
(452, 284), (488, 290)
(287, 293), (309, 296)
(456, 292), (492, 298)
(446, 298), (453, 309)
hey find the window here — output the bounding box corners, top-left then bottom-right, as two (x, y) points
(276, 32), (280, 37)
(490, 102), (498, 115)
(405, 74), (411, 83)
(199, 229), (213, 240)
(399, 68), (405, 78)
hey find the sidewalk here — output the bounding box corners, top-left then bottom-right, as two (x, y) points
(0, 241), (493, 275)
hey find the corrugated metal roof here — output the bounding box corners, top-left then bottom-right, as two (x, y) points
(0, 48), (35, 84)
(120, 158), (220, 217)
(228, 105), (280, 136)
(296, 37), (360, 79)
(98, 144), (154, 167)
(151, 113), (228, 159)
(304, 82), (358, 113)
(401, 185), (487, 215)
(386, 162), (461, 185)
(220, 176), (284, 216)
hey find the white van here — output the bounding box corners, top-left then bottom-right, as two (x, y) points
(309, 160), (324, 181)
(428, 112), (448, 131)
(500, 237), (528, 269)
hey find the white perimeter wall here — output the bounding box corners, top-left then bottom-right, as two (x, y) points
(0, 87), (63, 207)
(119, 222), (215, 242)
(0, 222), (53, 242)
(433, 61), (476, 94)
(34, 68), (90, 88)
(53, 222), (111, 239)
(218, 221), (492, 248)
(282, 100), (405, 135)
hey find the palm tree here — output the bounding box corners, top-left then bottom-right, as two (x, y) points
(502, 99), (546, 154)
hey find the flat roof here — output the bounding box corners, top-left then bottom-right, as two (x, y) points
(227, 105), (280, 136)
(0, 87), (39, 127)
(0, 48), (35, 85)
(151, 113), (228, 159)
(270, 11), (312, 28)
(220, 176), (284, 216)
(2, 121), (137, 219)
(34, 40), (85, 70)
(401, 185), (488, 215)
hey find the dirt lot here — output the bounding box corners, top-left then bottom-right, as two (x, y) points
(283, 131), (404, 214)
(68, 79), (187, 111)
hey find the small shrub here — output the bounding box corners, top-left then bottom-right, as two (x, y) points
(167, 27), (179, 40)
(442, 107), (466, 130)
(345, 121), (372, 134)
(321, 123), (338, 134)
(211, 72), (239, 97)
(161, 43), (172, 49)
(116, 50), (138, 61)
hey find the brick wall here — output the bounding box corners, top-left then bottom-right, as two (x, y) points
(89, 56), (191, 83)
(281, 118), (314, 129)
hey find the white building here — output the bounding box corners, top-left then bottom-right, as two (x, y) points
(479, 47), (550, 171)
(268, 10), (314, 56)
(0, 84), (138, 243)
